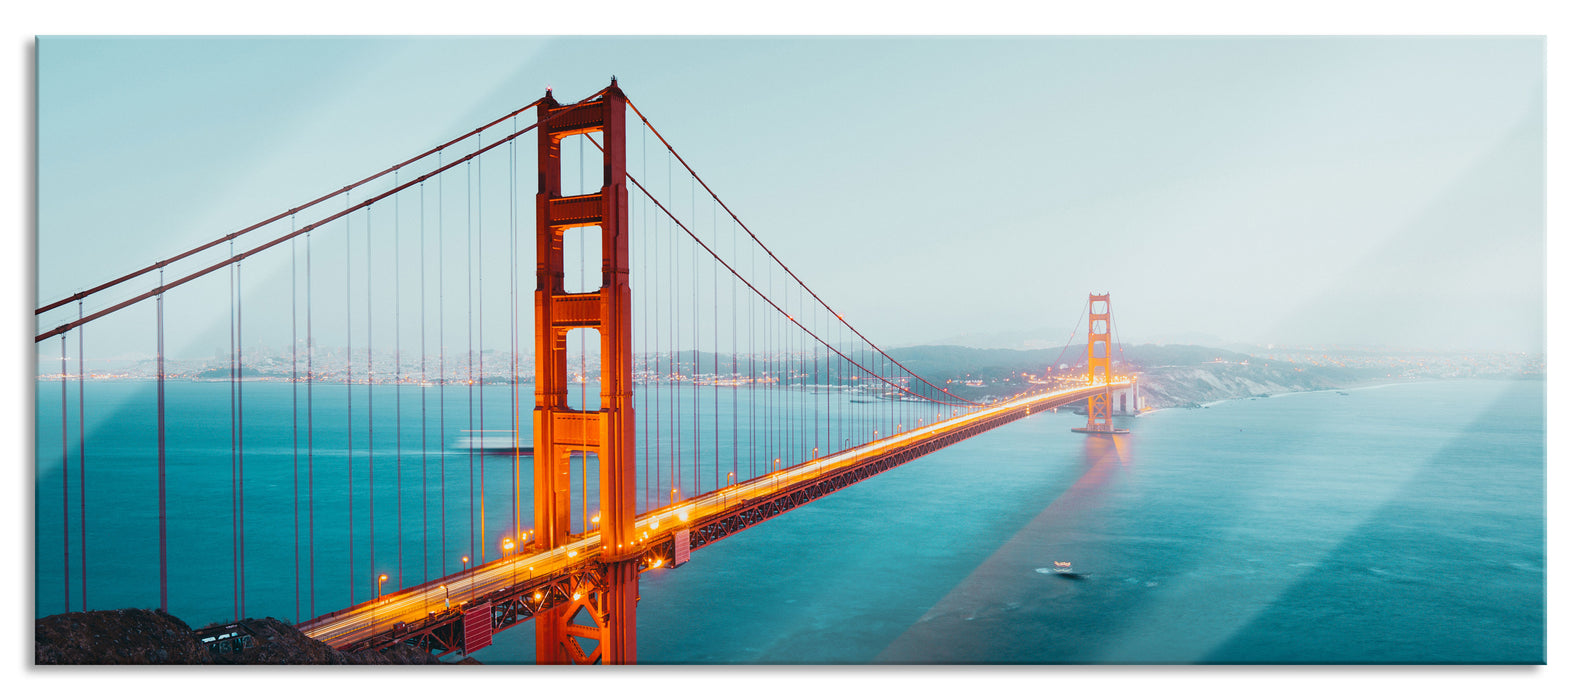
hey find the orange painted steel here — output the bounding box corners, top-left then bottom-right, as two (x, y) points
(532, 80), (638, 664)
(1073, 294), (1128, 434)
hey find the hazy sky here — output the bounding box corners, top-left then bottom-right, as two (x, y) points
(36, 36), (1545, 356)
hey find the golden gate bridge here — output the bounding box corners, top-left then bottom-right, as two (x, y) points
(34, 79), (1134, 663)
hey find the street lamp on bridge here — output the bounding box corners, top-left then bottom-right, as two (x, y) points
(502, 538), (516, 587)
(373, 574), (389, 632)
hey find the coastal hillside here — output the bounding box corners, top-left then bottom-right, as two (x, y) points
(35, 608), (444, 664)
(887, 343), (1537, 409)
(1132, 359), (1359, 408)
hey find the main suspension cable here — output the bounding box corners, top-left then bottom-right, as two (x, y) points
(35, 96), (556, 319)
(624, 98), (975, 406)
(620, 166), (975, 408)
(579, 131), (973, 409)
(36, 89), (614, 345)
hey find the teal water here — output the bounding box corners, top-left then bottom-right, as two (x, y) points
(32, 378), (943, 623)
(35, 380), (1545, 663)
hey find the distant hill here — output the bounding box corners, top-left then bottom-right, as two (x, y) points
(887, 343), (1370, 407)
(888, 342), (1251, 379)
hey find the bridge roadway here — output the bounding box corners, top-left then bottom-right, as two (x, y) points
(299, 380), (1128, 654)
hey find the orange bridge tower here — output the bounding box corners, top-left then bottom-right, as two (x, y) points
(1072, 293), (1130, 435)
(533, 80), (639, 664)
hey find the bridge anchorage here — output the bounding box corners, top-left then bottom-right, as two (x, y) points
(1072, 293), (1133, 435)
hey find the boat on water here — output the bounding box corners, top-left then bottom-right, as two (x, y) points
(1042, 560), (1089, 579)
(454, 431), (533, 456)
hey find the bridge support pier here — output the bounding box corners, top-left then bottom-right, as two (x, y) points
(532, 80), (640, 664)
(535, 560), (638, 664)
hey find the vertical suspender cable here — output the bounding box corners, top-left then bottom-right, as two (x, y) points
(787, 275), (791, 468)
(776, 272), (783, 476)
(394, 173), (403, 588)
(439, 153), (448, 574)
(634, 176), (641, 511)
(238, 255), (246, 618)
(291, 227), (300, 623)
(60, 334), (70, 612)
(466, 154), (474, 562)
(713, 198), (719, 493)
(510, 120), (520, 539)
(731, 205), (738, 490)
(763, 258), (770, 481)
(477, 135), (486, 561)
(77, 301), (87, 609)
(783, 273), (789, 474)
(641, 128), (650, 512)
(230, 242), (239, 620)
(692, 178), (700, 497)
(669, 156), (677, 504)
(1110, 306), (1123, 377)
(420, 180), (429, 583)
(366, 206), (375, 596)
(771, 270), (777, 479)
(307, 229), (316, 618)
(156, 268), (168, 613)
(750, 232), (755, 480)
(651, 158), (660, 506)
(651, 146), (661, 508)
(647, 128), (655, 511)
(346, 193), (355, 606)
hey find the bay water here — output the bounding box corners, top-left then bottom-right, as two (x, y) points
(34, 379), (1545, 664)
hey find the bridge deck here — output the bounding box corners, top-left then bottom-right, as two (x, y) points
(299, 381), (1126, 654)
